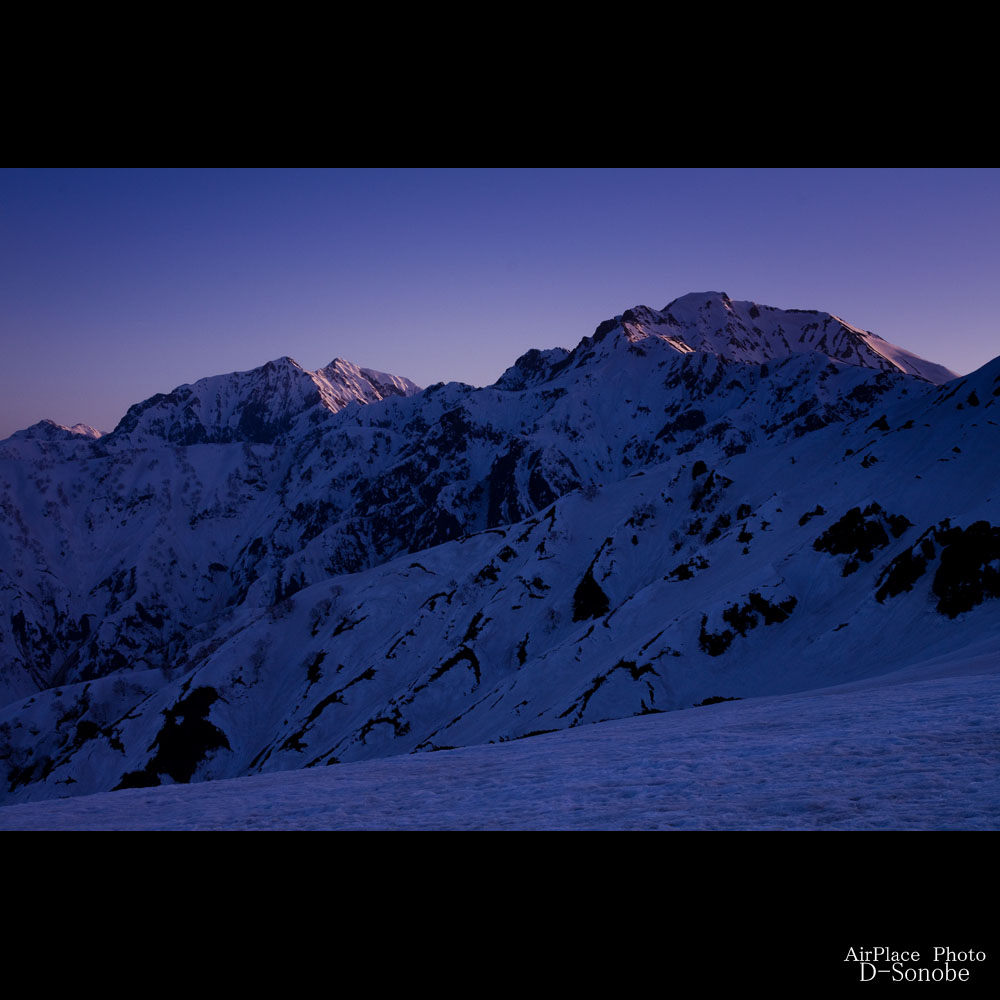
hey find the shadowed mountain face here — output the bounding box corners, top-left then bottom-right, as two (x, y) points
(1, 293), (996, 805)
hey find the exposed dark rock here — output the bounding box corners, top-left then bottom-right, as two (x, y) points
(429, 646), (482, 685)
(933, 521), (1000, 618)
(114, 686), (230, 789)
(875, 519), (1000, 618)
(792, 413), (828, 437)
(487, 441), (527, 527)
(573, 565), (610, 621)
(306, 651), (326, 685)
(704, 512), (731, 543)
(655, 409), (707, 442)
(698, 616), (733, 656)
(798, 505), (826, 526)
(668, 555), (709, 582)
(813, 503), (910, 575)
(557, 658), (657, 725)
(462, 611), (488, 643)
(875, 547), (929, 603)
(699, 592), (798, 656)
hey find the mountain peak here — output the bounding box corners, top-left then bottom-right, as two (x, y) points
(495, 292), (956, 391)
(312, 358), (421, 409)
(7, 419), (103, 443)
(108, 355), (420, 446)
(614, 293), (957, 384)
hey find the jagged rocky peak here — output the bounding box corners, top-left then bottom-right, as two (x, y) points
(314, 358), (421, 407)
(495, 346), (572, 390)
(107, 354), (421, 446)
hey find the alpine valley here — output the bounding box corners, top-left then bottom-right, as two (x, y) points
(1, 292), (998, 808)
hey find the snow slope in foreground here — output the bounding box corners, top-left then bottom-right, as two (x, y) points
(1, 640), (997, 831)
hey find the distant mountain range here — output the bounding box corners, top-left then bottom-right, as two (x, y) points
(2, 292), (996, 805)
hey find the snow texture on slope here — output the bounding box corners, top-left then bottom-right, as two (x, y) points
(1, 642), (996, 830)
(0, 292), (993, 811)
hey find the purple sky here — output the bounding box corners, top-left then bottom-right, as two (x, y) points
(2, 167), (998, 438)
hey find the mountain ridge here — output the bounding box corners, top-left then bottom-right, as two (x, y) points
(496, 292), (957, 391)
(0, 292), (995, 805)
(11, 292), (955, 442)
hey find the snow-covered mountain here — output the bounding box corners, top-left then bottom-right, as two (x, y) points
(1, 292), (995, 807)
(496, 292), (957, 388)
(11, 420), (103, 442)
(624, 292), (956, 381)
(110, 356), (420, 446)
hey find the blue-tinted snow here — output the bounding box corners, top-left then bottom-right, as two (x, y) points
(2, 645), (996, 830)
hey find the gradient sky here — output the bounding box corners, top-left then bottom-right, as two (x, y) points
(1, 167), (998, 438)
